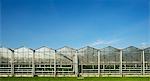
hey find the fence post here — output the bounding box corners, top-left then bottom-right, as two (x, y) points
(74, 50), (78, 77)
(32, 50), (35, 77)
(54, 50), (57, 77)
(11, 50), (14, 76)
(142, 50), (145, 75)
(120, 49), (122, 76)
(98, 51), (100, 77)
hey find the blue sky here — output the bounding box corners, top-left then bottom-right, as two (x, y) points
(1, 0), (150, 49)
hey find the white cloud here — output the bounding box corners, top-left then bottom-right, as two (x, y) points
(86, 39), (121, 47)
(140, 42), (150, 48)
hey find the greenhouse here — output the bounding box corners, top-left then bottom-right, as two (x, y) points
(56, 46), (77, 75)
(0, 46), (150, 77)
(100, 46), (120, 75)
(34, 46), (55, 75)
(144, 47), (150, 74)
(78, 46), (98, 75)
(0, 47), (12, 75)
(14, 47), (34, 75)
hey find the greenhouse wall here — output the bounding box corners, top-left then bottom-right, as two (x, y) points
(0, 46), (150, 77)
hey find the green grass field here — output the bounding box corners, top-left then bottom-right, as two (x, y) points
(0, 77), (150, 81)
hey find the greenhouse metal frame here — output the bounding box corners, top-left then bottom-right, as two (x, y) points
(0, 46), (150, 77)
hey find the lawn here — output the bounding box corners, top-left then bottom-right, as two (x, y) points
(0, 77), (150, 81)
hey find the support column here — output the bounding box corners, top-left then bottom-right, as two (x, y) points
(142, 50), (145, 75)
(81, 65), (83, 76)
(103, 65), (105, 71)
(74, 50), (78, 77)
(120, 50), (122, 75)
(114, 65), (115, 70)
(54, 50), (56, 77)
(11, 50), (14, 76)
(32, 50), (35, 77)
(98, 51), (100, 76)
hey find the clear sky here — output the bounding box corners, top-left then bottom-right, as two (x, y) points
(1, 0), (150, 49)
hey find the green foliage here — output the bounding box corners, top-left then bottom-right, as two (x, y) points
(0, 77), (149, 81)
